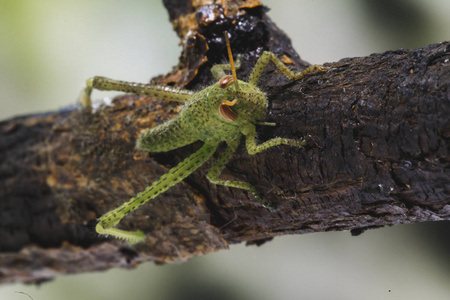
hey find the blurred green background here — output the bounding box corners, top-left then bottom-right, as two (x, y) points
(0, 0), (449, 299)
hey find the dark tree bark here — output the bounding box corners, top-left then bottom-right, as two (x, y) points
(0, 0), (449, 284)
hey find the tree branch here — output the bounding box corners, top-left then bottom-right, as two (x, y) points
(0, 0), (449, 284)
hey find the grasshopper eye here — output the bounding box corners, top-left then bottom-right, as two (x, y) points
(219, 104), (237, 121)
(219, 75), (234, 88)
(219, 99), (238, 121)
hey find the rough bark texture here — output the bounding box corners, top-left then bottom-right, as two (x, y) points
(0, 0), (449, 284)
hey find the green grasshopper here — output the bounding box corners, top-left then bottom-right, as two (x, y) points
(80, 33), (324, 244)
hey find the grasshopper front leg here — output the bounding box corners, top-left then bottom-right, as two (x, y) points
(248, 51), (325, 86)
(206, 126), (306, 208)
(210, 54), (242, 80)
(242, 124), (306, 155)
(96, 143), (217, 244)
(206, 138), (265, 205)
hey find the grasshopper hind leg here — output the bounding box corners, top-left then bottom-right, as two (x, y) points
(96, 143), (217, 244)
(136, 116), (197, 153)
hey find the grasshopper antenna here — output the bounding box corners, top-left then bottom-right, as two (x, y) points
(224, 31), (240, 91)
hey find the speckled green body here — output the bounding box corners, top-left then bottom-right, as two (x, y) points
(80, 48), (324, 244)
(138, 80), (266, 151)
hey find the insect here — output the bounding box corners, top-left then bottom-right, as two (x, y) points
(80, 32), (325, 244)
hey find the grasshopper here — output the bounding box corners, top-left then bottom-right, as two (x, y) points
(80, 33), (324, 244)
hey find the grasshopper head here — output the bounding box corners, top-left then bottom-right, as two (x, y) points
(215, 32), (267, 124)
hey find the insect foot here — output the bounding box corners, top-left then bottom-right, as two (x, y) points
(96, 210), (146, 244)
(84, 32), (325, 244)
